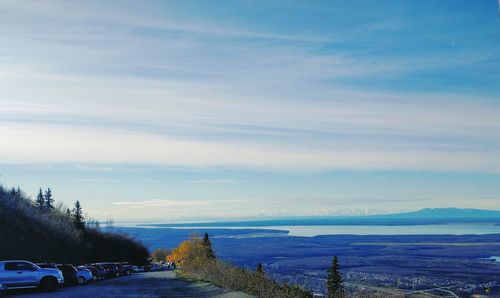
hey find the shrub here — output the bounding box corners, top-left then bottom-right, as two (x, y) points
(151, 248), (171, 262)
(169, 235), (312, 298)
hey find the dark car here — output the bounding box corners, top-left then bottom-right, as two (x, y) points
(37, 263), (78, 285)
(120, 262), (133, 275)
(82, 265), (103, 280)
(90, 264), (108, 279)
(114, 263), (124, 276)
(56, 264), (79, 285)
(95, 263), (119, 278)
(113, 262), (132, 276)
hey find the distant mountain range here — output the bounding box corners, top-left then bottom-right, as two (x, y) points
(381, 208), (500, 219)
(147, 208), (500, 227)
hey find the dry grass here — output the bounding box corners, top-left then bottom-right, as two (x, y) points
(177, 251), (312, 298)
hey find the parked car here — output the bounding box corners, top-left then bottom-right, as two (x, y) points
(143, 263), (161, 272)
(82, 266), (100, 280)
(150, 264), (161, 271)
(37, 263), (78, 285)
(75, 267), (93, 284)
(0, 282), (6, 294)
(0, 260), (64, 291)
(168, 261), (176, 269)
(120, 262), (133, 275)
(114, 263), (124, 276)
(95, 263), (119, 278)
(160, 264), (171, 271)
(87, 264), (107, 279)
(132, 265), (144, 273)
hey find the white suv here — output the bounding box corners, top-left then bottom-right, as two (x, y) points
(0, 260), (64, 291)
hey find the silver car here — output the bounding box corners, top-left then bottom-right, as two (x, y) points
(0, 260), (64, 291)
(76, 266), (93, 284)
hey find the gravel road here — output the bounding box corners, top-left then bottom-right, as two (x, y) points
(3, 271), (254, 298)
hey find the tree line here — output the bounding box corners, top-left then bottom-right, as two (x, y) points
(0, 184), (148, 265)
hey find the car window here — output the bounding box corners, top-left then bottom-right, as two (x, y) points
(4, 262), (19, 270)
(17, 262), (35, 271)
(4, 262), (34, 271)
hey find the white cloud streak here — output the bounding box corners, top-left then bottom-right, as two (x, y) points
(0, 122), (499, 172)
(112, 199), (245, 207)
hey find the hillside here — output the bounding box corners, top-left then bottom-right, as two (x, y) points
(0, 184), (148, 265)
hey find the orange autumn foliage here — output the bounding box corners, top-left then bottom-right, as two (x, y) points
(167, 235), (205, 267)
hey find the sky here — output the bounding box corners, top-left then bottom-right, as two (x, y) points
(1, 0), (500, 221)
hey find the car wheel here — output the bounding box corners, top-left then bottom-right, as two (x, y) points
(40, 277), (57, 292)
(78, 277), (86, 285)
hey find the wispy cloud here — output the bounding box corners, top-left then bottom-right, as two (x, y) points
(1, 0), (500, 220)
(112, 200), (208, 207)
(1, 64), (500, 172)
(111, 199), (246, 208)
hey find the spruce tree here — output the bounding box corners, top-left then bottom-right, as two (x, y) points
(16, 186), (21, 201)
(44, 188), (54, 211)
(35, 188), (45, 211)
(72, 200), (85, 230)
(9, 186), (21, 203)
(256, 263), (265, 276)
(326, 256), (344, 298)
(202, 233), (216, 259)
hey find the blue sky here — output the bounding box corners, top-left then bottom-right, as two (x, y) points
(1, 1), (499, 221)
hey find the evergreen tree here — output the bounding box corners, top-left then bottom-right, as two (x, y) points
(16, 186), (22, 200)
(326, 256), (344, 298)
(44, 188), (54, 211)
(256, 263), (265, 276)
(202, 233), (216, 259)
(9, 186), (21, 202)
(105, 218), (114, 229)
(9, 187), (16, 197)
(35, 188), (45, 211)
(72, 200), (85, 230)
(66, 208), (71, 217)
(86, 217), (101, 230)
(10, 186), (22, 204)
